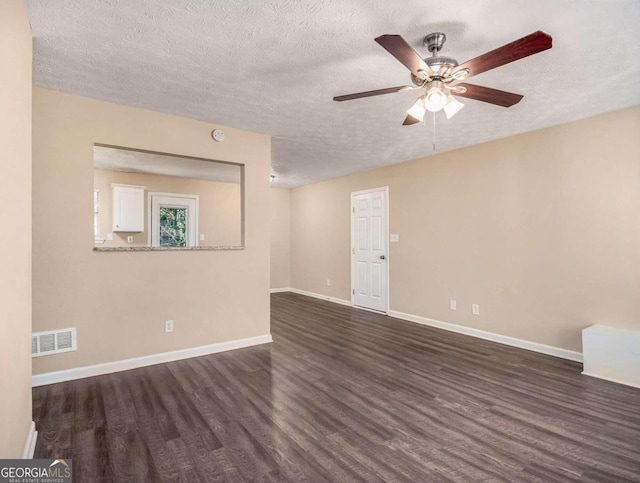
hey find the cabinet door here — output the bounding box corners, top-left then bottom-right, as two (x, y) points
(113, 185), (144, 232)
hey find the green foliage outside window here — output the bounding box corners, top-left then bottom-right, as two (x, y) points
(160, 207), (187, 247)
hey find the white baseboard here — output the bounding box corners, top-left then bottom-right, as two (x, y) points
(288, 288), (352, 307)
(389, 310), (583, 363)
(32, 334), (273, 387)
(270, 287), (291, 293)
(581, 372), (640, 390)
(22, 421), (37, 459)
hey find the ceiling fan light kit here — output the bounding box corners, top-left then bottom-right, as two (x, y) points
(444, 96), (465, 119)
(405, 97), (426, 125)
(425, 80), (448, 112)
(334, 29), (552, 125)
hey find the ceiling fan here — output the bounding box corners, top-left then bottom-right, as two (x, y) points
(334, 31), (552, 125)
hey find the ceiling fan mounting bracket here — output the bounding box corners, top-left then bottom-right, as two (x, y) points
(423, 32), (446, 53)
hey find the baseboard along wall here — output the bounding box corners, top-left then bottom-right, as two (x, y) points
(22, 421), (37, 459)
(388, 309), (582, 362)
(32, 334), (273, 387)
(272, 288), (583, 363)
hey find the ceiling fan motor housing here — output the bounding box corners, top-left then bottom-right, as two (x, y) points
(422, 33), (459, 80)
(425, 56), (459, 76)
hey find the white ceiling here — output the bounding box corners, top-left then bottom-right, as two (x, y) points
(25, 0), (640, 188)
(94, 146), (241, 183)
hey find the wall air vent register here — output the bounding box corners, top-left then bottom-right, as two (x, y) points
(32, 328), (77, 357)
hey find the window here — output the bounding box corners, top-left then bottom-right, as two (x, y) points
(148, 193), (198, 247)
(159, 207), (188, 247)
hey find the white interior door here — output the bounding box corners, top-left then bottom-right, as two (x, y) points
(352, 187), (388, 313)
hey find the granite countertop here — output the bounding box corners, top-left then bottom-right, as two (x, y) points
(94, 245), (245, 252)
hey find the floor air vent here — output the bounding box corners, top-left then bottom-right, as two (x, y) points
(32, 328), (77, 357)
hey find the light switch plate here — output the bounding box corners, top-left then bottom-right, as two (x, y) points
(450, 300), (457, 311)
(472, 304), (480, 316)
(390, 233), (399, 243)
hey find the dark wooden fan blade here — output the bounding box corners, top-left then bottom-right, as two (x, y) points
(333, 85), (416, 102)
(402, 114), (422, 126)
(375, 35), (428, 77)
(453, 31), (552, 79)
(453, 83), (523, 107)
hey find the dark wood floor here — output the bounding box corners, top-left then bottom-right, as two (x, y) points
(33, 293), (640, 482)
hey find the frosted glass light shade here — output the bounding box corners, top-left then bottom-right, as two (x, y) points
(406, 97), (427, 122)
(444, 96), (464, 119)
(425, 83), (448, 112)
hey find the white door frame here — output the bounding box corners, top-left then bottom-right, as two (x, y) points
(350, 186), (390, 314)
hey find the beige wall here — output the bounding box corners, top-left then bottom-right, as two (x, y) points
(0, 0), (32, 457)
(270, 188), (291, 289)
(290, 106), (640, 353)
(33, 89), (271, 374)
(94, 169), (241, 247)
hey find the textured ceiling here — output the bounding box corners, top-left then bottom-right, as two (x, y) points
(25, 0), (640, 188)
(94, 146), (241, 183)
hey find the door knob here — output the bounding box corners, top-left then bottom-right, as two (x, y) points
(380, 255), (386, 260)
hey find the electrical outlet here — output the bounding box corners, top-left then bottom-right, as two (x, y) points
(450, 299), (457, 311)
(165, 320), (174, 333)
(199, 234), (205, 241)
(472, 304), (480, 316)
(326, 279), (331, 287)
(127, 235), (134, 243)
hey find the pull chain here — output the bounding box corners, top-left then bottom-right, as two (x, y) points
(433, 111), (436, 150)
(424, 111), (437, 151)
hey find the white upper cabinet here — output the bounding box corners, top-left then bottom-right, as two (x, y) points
(112, 184), (145, 232)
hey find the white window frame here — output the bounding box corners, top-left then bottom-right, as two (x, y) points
(147, 192), (199, 248)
